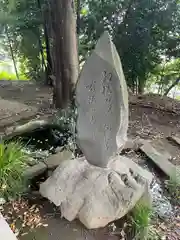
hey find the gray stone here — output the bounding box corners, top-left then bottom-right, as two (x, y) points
(76, 31), (128, 168)
(140, 141), (180, 182)
(123, 138), (143, 151)
(47, 169), (54, 177)
(44, 150), (74, 169)
(26, 157), (38, 166)
(40, 156), (152, 229)
(55, 146), (64, 153)
(24, 162), (47, 179)
(167, 135), (180, 146)
(40, 32), (152, 229)
(0, 213), (17, 240)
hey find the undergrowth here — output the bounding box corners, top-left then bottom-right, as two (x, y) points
(0, 141), (28, 200)
(0, 71), (27, 80)
(130, 200), (153, 240)
(165, 168), (180, 204)
(53, 105), (78, 153)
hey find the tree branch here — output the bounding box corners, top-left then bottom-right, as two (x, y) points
(164, 77), (180, 96)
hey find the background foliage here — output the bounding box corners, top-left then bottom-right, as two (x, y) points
(0, 0), (179, 95)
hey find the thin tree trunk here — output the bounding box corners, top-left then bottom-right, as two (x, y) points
(158, 62), (166, 95)
(37, 0), (53, 85)
(76, 0), (81, 35)
(37, 33), (45, 70)
(5, 27), (19, 79)
(44, 19), (53, 85)
(53, 0), (79, 109)
(164, 78), (180, 96)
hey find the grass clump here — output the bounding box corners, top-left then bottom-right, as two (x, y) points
(0, 141), (28, 200)
(166, 168), (180, 204)
(131, 200), (153, 240)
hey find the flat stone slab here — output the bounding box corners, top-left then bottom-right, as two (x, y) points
(150, 139), (172, 160)
(0, 213), (17, 240)
(123, 138), (144, 151)
(44, 150), (74, 169)
(24, 162), (47, 179)
(167, 136), (180, 146)
(140, 141), (180, 182)
(0, 98), (38, 129)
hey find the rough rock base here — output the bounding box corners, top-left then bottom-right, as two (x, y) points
(40, 156), (153, 229)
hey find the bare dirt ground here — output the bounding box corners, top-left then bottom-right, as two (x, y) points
(0, 81), (180, 239)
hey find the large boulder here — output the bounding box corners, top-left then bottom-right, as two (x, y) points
(40, 156), (152, 229)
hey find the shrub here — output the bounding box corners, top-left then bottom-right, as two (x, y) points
(0, 141), (28, 200)
(53, 105), (77, 152)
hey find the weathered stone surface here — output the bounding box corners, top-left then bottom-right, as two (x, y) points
(76, 32), (128, 168)
(24, 162), (47, 179)
(140, 141), (180, 182)
(54, 146), (64, 153)
(44, 150), (74, 169)
(150, 139), (172, 160)
(40, 156), (152, 229)
(167, 135), (180, 146)
(123, 138), (144, 151)
(26, 157), (38, 166)
(40, 32), (152, 229)
(0, 213), (17, 240)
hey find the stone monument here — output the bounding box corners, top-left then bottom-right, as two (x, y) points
(76, 31), (128, 167)
(40, 32), (153, 229)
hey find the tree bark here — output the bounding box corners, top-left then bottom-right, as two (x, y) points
(37, 0), (53, 86)
(138, 77), (145, 95)
(53, 0), (79, 109)
(37, 34), (46, 71)
(164, 78), (180, 96)
(76, 0), (81, 35)
(44, 18), (53, 85)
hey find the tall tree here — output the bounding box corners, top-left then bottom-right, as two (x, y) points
(76, 0), (81, 35)
(52, 0), (79, 108)
(37, 0), (53, 85)
(5, 26), (19, 79)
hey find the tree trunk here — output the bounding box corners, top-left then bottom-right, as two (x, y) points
(37, 34), (46, 71)
(37, 0), (53, 86)
(53, 0), (79, 109)
(44, 19), (53, 85)
(164, 78), (180, 96)
(76, 0), (81, 35)
(6, 27), (19, 79)
(138, 78), (145, 95)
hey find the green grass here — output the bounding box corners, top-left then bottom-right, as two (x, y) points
(166, 168), (180, 204)
(176, 95), (180, 100)
(131, 201), (153, 240)
(0, 141), (28, 200)
(0, 71), (28, 80)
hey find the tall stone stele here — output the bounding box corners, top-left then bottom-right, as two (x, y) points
(40, 32), (153, 229)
